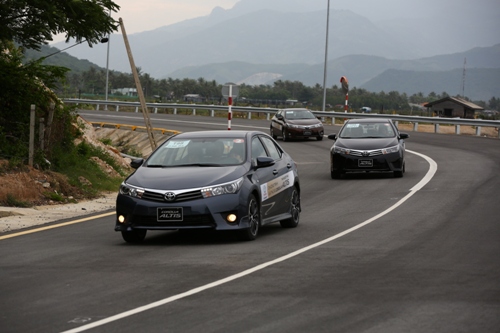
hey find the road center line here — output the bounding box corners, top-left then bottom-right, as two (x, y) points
(62, 149), (437, 333)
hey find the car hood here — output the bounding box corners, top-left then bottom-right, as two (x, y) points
(286, 119), (321, 126)
(126, 165), (248, 190)
(335, 137), (398, 150)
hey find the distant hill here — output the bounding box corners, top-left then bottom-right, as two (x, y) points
(362, 68), (500, 102)
(168, 44), (500, 100)
(23, 44), (102, 74)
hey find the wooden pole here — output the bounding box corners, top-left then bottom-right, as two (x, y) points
(119, 17), (157, 151)
(29, 105), (35, 167)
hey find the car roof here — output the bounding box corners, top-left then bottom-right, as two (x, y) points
(347, 118), (392, 124)
(172, 130), (264, 139)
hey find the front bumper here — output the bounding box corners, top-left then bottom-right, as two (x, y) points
(331, 152), (404, 173)
(115, 193), (251, 232)
(287, 127), (324, 139)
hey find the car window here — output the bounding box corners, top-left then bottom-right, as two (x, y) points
(251, 137), (267, 160)
(260, 136), (282, 160)
(340, 122), (395, 138)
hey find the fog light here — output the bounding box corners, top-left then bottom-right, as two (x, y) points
(118, 215), (126, 223)
(226, 214), (237, 223)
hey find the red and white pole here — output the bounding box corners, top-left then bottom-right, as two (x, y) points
(228, 85), (232, 130)
(344, 92), (349, 113)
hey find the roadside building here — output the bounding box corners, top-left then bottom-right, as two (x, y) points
(424, 96), (483, 119)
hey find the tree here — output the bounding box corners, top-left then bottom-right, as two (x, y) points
(0, 0), (120, 166)
(0, 0), (120, 50)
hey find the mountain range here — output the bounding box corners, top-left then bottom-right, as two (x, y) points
(45, 0), (500, 101)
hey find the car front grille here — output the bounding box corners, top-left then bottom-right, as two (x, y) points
(142, 189), (203, 202)
(132, 214), (215, 228)
(349, 149), (384, 157)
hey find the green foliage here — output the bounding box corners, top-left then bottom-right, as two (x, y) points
(5, 194), (31, 208)
(1, 0), (120, 50)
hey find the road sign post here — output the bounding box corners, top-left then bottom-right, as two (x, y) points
(222, 83), (239, 130)
(340, 76), (349, 113)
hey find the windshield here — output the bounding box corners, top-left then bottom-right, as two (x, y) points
(284, 110), (316, 120)
(146, 138), (246, 167)
(339, 122), (396, 138)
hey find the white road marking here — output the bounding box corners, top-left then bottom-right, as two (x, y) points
(62, 150), (436, 333)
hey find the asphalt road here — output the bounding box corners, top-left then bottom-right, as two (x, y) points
(1, 110), (499, 333)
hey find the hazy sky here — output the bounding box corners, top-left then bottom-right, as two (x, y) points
(51, 0), (500, 43)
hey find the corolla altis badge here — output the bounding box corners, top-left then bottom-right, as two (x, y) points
(164, 192), (176, 201)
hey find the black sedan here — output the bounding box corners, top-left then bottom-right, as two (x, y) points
(327, 118), (409, 179)
(270, 108), (324, 141)
(115, 130), (301, 243)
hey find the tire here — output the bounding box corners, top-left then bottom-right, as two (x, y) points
(121, 229), (147, 243)
(282, 128), (288, 142)
(280, 186), (300, 228)
(394, 162), (405, 178)
(331, 170), (341, 179)
(270, 126), (277, 139)
(317, 135), (323, 141)
(240, 195), (260, 241)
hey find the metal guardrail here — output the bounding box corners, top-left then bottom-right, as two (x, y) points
(65, 98), (500, 139)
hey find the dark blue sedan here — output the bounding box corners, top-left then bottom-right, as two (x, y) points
(115, 130), (301, 243)
(328, 118), (409, 179)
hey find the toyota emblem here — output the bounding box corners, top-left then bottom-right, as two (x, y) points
(164, 192), (176, 201)
(362, 151), (369, 156)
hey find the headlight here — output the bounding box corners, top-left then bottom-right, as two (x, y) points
(310, 124), (323, 128)
(334, 146), (350, 155)
(288, 124), (300, 128)
(119, 183), (145, 198)
(382, 145), (400, 154)
(201, 177), (243, 198)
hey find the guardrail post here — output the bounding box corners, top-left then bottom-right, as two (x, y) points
(211, 110), (214, 117)
(248, 112), (252, 120)
(413, 122), (418, 132)
(456, 125), (461, 135)
(394, 121), (398, 128)
(134, 106), (139, 113)
(154, 107), (158, 114)
(96, 104), (100, 110)
(266, 113), (270, 121)
(116, 105), (120, 112)
(435, 123), (440, 133)
(192, 108), (196, 116)
(174, 108), (177, 115)
(331, 117), (336, 125)
(475, 126), (481, 136)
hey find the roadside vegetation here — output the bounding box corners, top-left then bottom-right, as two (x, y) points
(0, 0), (122, 207)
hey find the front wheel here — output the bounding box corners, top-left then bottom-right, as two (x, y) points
(317, 135), (323, 141)
(240, 195), (260, 241)
(121, 229), (147, 243)
(270, 126), (277, 139)
(280, 186), (300, 228)
(282, 129), (288, 141)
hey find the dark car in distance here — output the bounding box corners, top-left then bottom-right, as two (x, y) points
(328, 118), (409, 179)
(115, 130), (301, 243)
(270, 108), (324, 141)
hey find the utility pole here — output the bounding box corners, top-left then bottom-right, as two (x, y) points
(461, 57), (467, 98)
(119, 17), (157, 151)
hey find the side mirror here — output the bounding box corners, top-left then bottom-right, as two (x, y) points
(327, 134), (337, 140)
(276, 114), (283, 120)
(130, 158), (144, 169)
(254, 156), (275, 169)
(399, 133), (409, 139)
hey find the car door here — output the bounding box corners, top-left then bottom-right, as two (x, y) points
(251, 135), (293, 220)
(271, 110), (284, 136)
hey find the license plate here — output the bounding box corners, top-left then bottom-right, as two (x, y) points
(303, 131), (311, 136)
(358, 159), (373, 167)
(157, 207), (183, 222)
